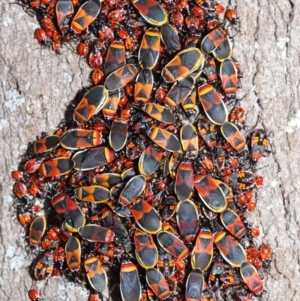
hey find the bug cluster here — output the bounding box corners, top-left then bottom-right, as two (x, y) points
(14, 0), (273, 301)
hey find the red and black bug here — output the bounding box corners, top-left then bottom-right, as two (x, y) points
(130, 0), (168, 26)
(138, 28), (161, 69)
(120, 261), (141, 301)
(176, 199), (199, 243)
(221, 121), (246, 152)
(34, 250), (54, 280)
(56, 0), (74, 35)
(134, 229), (158, 269)
(29, 216), (47, 247)
(79, 224), (115, 243)
(214, 231), (246, 267)
(185, 269), (204, 301)
(191, 229), (214, 272)
(251, 129), (269, 161)
(145, 268), (170, 299)
(240, 261), (264, 295)
(174, 162), (194, 202)
(198, 82), (228, 125)
(84, 256), (108, 292)
(71, 0), (101, 34)
(76, 185), (110, 203)
(65, 236), (81, 271)
(157, 231), (189, 259)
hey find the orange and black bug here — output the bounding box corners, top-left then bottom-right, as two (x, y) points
(51, 192), (70, 216)
(134, 68), (153, 103)
(34, 250), (54, 280)
(220, 209), (246, 238)
(221, 122), (246, 152)
(198, 82), (228, 125)
(159, 196), (177, 221)
(120, 261), (141, 301)
(104, 64), (138, 91)
(118, 175), (146, 206)
(220, 58), (238, 98)
(176, 200), (199, 243)
(145, 268), (170, 300)
(78, 41), (90, 56)
(71, 0), (101, 34)
(79, 224), (115, 243)
(148, 128), (181, 152)
(157, 231), (189, 259)
(76, 185), (110, 203)
(65, 196), (85, 231)
(130, 199), (162, 234)
(84, 256), (108, 292)
(165, 76), (195, 108)
(60, 129), (102, 150)
(130, 0), (167, 26)
(185, 269), (204, 301)
(162, 47), (203, 83)
(157, 252), (175, 278)
(191, 229), (213, 272)
(240, 261), (264, 295)
(194, 174), (227, 213)
(29, 216), (47, 246)
(251, 129), (269, 162)
(203, 58), (218, 83)
(18, 208), (32, 227)
(161, 23), (181, 52)
(65, 236), (81, 271)
(201, 27), (226, 53)
(138, 28), (161, 69)
(73, 85), (108, 123)
(134, 229), (158, 269)
(213, 35), (233, 62)
(182, 88), (197, 111)
(103, 40), (126, 76)
(138, 144), (165, 176)
(229, 106), (246, 128)
(92, 173), (122, 188)
(214, 231), (246, 267)
(56, 0), (74, 34)
(88, 42), (103, 70)
(39, 158), (75, 177)
(13, 181), (28, 199)
(32, 135), (59, 154)
(198, 118), (218, 148)
(142, 103), (175, 124)
(180, 123), (199, 158)
(102, 90), (121, 118)
(224, 170), (256, 191)
(174, 162), (194, 202)
(109, 118), (129, 152)
(72, 146), (115, 171)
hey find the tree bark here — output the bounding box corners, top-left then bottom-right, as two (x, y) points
(0, 0), (299, 300)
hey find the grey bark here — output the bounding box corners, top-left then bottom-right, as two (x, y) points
(0, 0), (299, 300)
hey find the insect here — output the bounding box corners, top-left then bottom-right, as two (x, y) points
(29, 216), (47, 247)
(34, 250), (54, 280)
(220, 58), (238, 98)
(162, 47), (204, 83)
(130, 0), (168, 26)
(174, 163), (194, 202)
(191, 229), (214, 272)
(120, 261), (141, 301)
(79, 224), (115, 243)
(240, 261), (264, 295)
(185, 269), (204, 301)
(138, 28), (161, 69)
(157, 231), (189, 259)
(134, 68), (154, 103)
(214, 231), (246, 267)
(145, 268), (170, 299)
(65, 236), (81, 271)
(176, 199), (199, 243)
(39, 158), (75, 177)
(84, 256), (108, 292)
(73, 85), (108, 123)
(134, 229), (158, 269)
(71, 0), (102, 34)
(198, 82), (228, 125)
(251, 129), (269, 161)
(32, 134), (59, 154)
(56, 0), (74, 35)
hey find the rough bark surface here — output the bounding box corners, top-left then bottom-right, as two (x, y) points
(0, 0), (299, 300)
